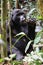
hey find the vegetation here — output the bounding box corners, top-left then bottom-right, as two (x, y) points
(37, 0), (43, 18)
(0, 0), (43, 65)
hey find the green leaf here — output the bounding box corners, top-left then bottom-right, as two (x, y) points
(12, 61), (22, 65)
(36, 31), (42, 38)
(34, 36), (41, 44)
(26, 8), (36, 18)
(37, 15), (43, 20)
(0, 58), (4, 63)
(0, 34), (1, 39)
(13, 35), (25, 47)
(14, 32), (25, 37)
(25, 40), (33, 53)
(34, 31), (42, 44)
(9, 54), (16, 59)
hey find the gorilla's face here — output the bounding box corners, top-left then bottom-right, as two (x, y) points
(17, 14), (25, 23)
(11, 9), (26, 23)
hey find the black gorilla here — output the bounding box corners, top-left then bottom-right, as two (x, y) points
(7, 9), (36, 60)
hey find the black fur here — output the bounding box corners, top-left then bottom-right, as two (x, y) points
(7, 9), (36, 56)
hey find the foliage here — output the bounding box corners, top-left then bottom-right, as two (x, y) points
(11, 61), (22, 65)
(12, 32), (31, 48)
(9, 0), (16, 8)
(0, 34), (1, 39)
(9, 54), (16, 60)
(23, 51), (43, 65)
(13, 29), (43, 53)
(34, 30), (43, 44)
(25, 40), (33, 53)
(37, 0), (43, 18)
(0, 1), (43, 65)
(22, 28), (43, 65)
(37, 15), (43, 20)
(0, 58), (4, 63)
(26, 8), (36, 19)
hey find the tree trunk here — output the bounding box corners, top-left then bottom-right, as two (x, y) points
(37, 0), (43, 18)
(3, 0), (8, 57)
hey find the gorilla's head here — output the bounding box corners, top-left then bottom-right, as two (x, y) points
(11, 9), (26, 23)
(10, 9), (26, 34)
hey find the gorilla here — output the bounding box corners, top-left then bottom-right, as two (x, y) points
(7, 9), (36, 60)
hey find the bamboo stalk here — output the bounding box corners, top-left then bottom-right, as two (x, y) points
(3, 0), (8, 57)
(37, 0), (43, 18)
(1, 45), (4, 58)
(8, 0), (12, 54)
